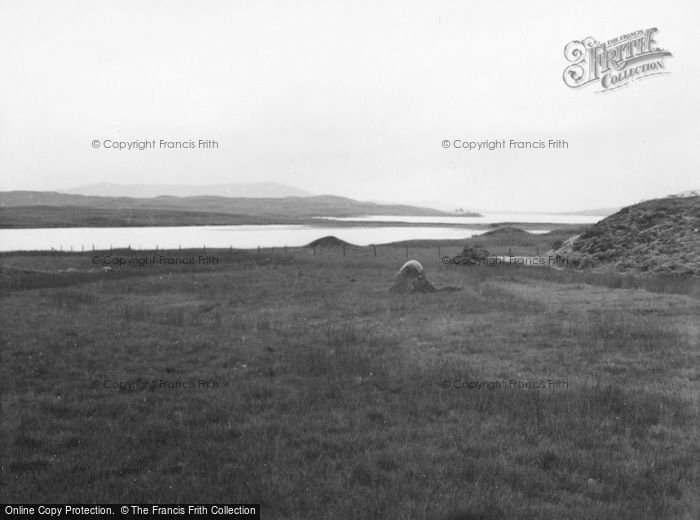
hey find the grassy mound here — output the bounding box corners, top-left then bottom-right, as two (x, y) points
(482, 226), (531, 237)
(307, 236), (353, 248)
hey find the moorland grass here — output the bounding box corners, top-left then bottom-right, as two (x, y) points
(1, 246), (697, 519)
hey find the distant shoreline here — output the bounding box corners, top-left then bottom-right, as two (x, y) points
(0, 214), (581, 230)
(0, 191), (479, 228)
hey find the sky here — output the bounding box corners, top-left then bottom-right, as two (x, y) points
(0, 0), (698, 212)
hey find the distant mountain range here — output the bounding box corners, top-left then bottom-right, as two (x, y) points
(555, 207), (622, 217)
(3, 185), (694, 229)
(59, 182), (313, 198)
(0, 191), (458, 228)
(556, 189), (700, 216)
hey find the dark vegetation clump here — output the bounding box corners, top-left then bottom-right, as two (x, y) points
(461, 244), (490, 260)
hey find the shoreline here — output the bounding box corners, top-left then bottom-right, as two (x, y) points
(0, 219), (588, 230)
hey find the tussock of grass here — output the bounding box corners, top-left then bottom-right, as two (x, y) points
(580, 310), (682, 353)
(47, 288), (96, 308)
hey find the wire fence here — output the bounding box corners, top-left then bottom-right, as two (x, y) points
(4, 243), (457, 258)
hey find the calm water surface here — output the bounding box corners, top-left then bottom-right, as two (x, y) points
(0, 212), (605, 251)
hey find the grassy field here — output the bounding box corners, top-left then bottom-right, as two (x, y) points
(1, 241), (698, 519)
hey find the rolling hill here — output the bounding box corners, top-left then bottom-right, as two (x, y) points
(59, 182), (313, 198)
(0, 191), (461, 228)
(550, 195), (700, 276)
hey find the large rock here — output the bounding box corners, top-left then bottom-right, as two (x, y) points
(389, 260), (436, 293)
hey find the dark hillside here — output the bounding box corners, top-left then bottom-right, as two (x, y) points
(551, 196), (700, 275)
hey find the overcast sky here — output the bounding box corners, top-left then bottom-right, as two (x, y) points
(0, 0), (697, 212)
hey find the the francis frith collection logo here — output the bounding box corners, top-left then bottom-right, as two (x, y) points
(563, 28), (672, 92)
